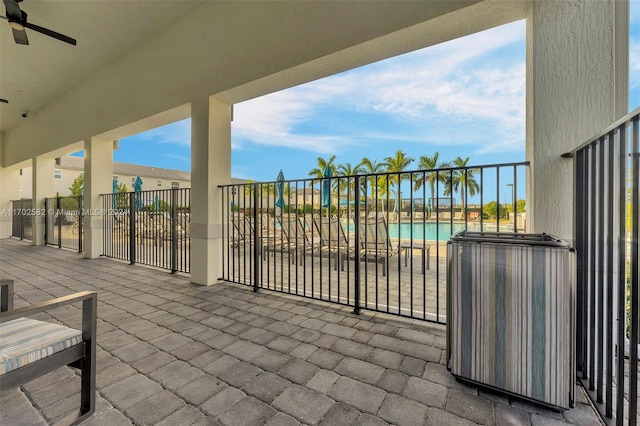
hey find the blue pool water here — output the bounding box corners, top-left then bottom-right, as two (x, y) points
(388, 222), (474, 241)
(343, 221), (475, 242)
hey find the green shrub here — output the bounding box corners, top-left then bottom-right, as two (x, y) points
(59, 197), (79, 211)
(627, 265), (632, 339)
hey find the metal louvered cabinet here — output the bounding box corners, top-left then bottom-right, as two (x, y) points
(446, 231), (576, 410)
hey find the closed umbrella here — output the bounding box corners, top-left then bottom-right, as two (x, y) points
(133, 176), (143, 209)
(112, 179), (117, 209)
(321, 166), (332, 216)
(275, 170), (285, 208)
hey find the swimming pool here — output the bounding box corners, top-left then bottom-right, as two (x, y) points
(388, 222), (475, 241)
(343, 221), (478, 242)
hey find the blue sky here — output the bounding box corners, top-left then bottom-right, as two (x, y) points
(107, 7), (640, 189)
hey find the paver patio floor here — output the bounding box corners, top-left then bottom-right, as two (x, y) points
(0, 238), (602, 425)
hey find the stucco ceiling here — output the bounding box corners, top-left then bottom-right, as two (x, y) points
(0, 0), (204, 132)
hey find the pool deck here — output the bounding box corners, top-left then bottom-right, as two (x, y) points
(0, 238), (603, 426)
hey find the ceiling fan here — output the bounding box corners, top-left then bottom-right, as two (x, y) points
(1, 0), (75, 46)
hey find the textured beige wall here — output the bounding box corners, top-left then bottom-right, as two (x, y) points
(526, 0), (625, 240)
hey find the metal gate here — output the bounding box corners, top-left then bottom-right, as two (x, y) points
(10, 199), (33, 241)
(101, 188), (190, 273)
(45, 196), (83, 252)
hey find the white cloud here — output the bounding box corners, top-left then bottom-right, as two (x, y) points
(232, 87), (348, 153)
(129, 119), (191, 147)
(233, 20), (526, 154)
(630, 38), (640, 90)
(162, 153), (190, 164)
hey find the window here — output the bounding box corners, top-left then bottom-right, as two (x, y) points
(157, 179), (162, 187)
(54, 169), (62, 180)
(171, 181), (179, 189)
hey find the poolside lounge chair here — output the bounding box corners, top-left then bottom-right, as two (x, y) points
(315, 216), (357, 271)
(358, 217), (399, 276)
(231, 215), (256, 248)
(274, 214), (321, 265)
(260, 213), (283, 246)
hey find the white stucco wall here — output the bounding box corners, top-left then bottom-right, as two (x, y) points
(526, 0), (626, 240)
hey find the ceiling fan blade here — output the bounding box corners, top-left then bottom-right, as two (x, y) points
(2, 0), (22, 21)
(23, 21), (76, 45)
(12, 26), (27, 44)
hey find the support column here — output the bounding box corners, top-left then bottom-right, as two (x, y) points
(32, 156), (55, 245)
(0, 166), (21, 238)
(526, 0), (628, 240)
(84, 138), (113, 258)
(190, 96), (232, 285)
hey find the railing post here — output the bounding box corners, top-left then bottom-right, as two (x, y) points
(19, 199), (24, 240)
(129, 192), (136, 265)
(57, 194), (62, 248)
(353, 175), (361, 315)
(171, 189), (178, 273)
(512, 166), (518, 232)
(78, 196), (83, 253)
(44, 198), (49, 245)
(253, 183), (260, 292)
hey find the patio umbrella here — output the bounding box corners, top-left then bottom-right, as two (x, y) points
(275, 170), (285, 208)
(154, 195), (159, 211)
(112, 179), (117, 209)
(426, 198), (432, 217)
(321, 166), (332, 214)
(133, 176), (143, 209)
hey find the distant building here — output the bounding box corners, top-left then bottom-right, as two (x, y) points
(19, 155), (191, 197)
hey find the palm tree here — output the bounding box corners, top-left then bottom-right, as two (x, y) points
(414, 152), (450, 209)
(444, 156), (480, 208)
(383, 150), (414, 215)
(336, 162), (363, 196)
(308, 155), (337, 179)
(359, 158), (384, 209)
(335, 162), (363, 218)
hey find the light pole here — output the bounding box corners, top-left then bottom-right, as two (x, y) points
(506, 183), (514, 223)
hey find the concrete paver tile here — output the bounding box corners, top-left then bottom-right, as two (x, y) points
(201, 387), (246, 418)
(217, 396), (277, 426)
(272, 384), (334, 425)
(378, 393), (428, 426)
(327, 377), (386, 415)
(125, 390), (184, 426)
(242, 372), (291, 403)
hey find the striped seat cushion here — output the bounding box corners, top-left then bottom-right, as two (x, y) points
(0, 318), (82, 375)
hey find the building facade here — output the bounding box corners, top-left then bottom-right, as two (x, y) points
(17, 155), (192, 198)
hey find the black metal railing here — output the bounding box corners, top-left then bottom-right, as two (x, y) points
(10, 199), (33, 241)
(219, 161), (528, 324)
(570, 107), (639, 425)
(45, 195), (83, 252)
(101, 188), (190, 273)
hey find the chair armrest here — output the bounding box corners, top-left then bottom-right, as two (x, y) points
(1, 291), (98, 349)
(0, 291), (96, 323)
(0, 279), (14, 312)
